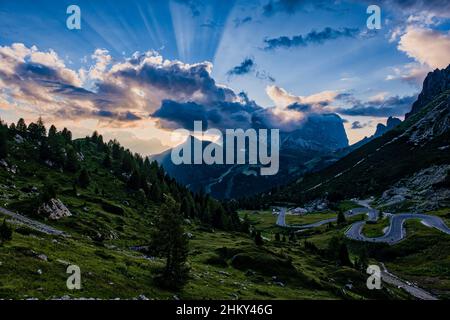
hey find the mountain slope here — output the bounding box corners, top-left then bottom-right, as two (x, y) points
(264, 66), (450, 206)
(153, 113), (348, 199)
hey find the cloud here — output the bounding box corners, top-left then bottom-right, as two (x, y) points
(0, 43), (241, 127)
(173, 0), (202, 17)
(226, 58), (275, 82)
(398, 27), (450, 69)
(234, 16), (252, 28)
(200, 20), (222, 29)
(227, 58), (256, 76)
(385, 63), (430, 86)
(262, 0), (329, 16)
(266, 85), (339, 108)
(351, 121), (369, 129)
(0, 43), (344, 135)
(335, 94), (418, 117)
(263, 27), (359, 50)
(152, 99), (260, 131)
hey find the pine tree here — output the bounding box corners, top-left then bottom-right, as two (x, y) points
(48, 125), (57, 139)
(0, 127), (8, 159)
(36, 117), (46, 138)
(102, 152), (112, 168)
(127, 170), (141, 190)
(241, 214), (250, 234)
(61, 127), (72, 143)
(337, 210), (346, 225)
(78, 168), (90, 188)
(41, 180), (57, 203)
(0, 219), (13, 244)
(338, 242), (352, 267)
(254, 231), (263, 246)
(150, 183), (162, 202)
(65, 145), (79, 172)
(275, 233), (281, 241)
(180, 197), (191, 218)
(150, 195), (189, 289)
(16, 118), (27, 135)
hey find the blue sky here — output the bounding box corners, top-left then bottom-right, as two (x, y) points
(0, 0), (449, 152)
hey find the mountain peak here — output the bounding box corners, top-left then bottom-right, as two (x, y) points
(406, 64), (450, 119)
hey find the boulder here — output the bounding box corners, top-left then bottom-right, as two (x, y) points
(38, 198), (72, 220)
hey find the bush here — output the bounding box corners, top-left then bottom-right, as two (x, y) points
(101, 201), (124, 215)
(231, 251), (296, 276)
(0, 219), (13, 244)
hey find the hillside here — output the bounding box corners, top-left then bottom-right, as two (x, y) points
(153, 113), (348, 199)
(257, 66), (450, 211)
(0, 118), (402, 300)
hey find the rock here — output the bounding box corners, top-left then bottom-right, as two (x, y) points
(37, 254), (48, 262)
(38, 198), (72, 220)
(44, 160), (55, 167)
(377, 165), (450, 211)
(56, 259), (71, 266)
(14, 134), (25, 144)
(185, 232), (194, 239)
(137, 294), (149, 300)
(218, 270), (230, 276)
(173, 295), (180, 300)
(406, 65), (450, 119)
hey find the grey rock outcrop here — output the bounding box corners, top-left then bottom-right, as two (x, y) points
(38, 198), (72, 220)
(406, 64), (450, 118)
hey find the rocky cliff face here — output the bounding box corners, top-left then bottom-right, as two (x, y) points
(281, 113), (348, 152)
(373, 116), (402, 138)
(38, 198), (72, 220)
(406, 65), (450, 118)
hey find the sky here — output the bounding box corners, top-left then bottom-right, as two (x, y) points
(0, 0), (449, 154)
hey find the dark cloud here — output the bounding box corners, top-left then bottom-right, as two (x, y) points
(227, 58), (255, 76)
(263, 0), (336, 16)
(114, 53), (236, 105)
(152, 99), (260, 131)
(336, 95), (418, 117)
(263, 0), (309, 16)
(227, 58), (275, 82)
(234, 16), (252, 28)
(286, 102), (314, 112)
(351, 121), (368, 129)
(263, 27), (359, 50)
(173, 0), (202, 17)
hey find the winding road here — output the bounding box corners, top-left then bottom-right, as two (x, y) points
(275, 204), (450, 245)
(274, 203), (449, 300)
